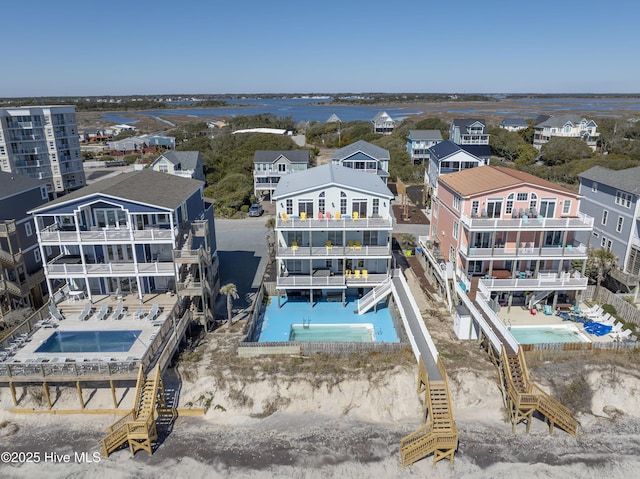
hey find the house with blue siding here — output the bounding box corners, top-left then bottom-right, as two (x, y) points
(253, 150), (310, 200)
(426, 140), (488, 195)
(406, 130), (443, 165)
(29, 169), (219, 326)
(331, 140), (390, 184)
(0, 172), (53, 316)
(578, 166), (640, 297)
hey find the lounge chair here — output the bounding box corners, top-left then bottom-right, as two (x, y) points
(96, 304), (109, 321)
(78, 302), (92, 321)
(133, 306), (144, 320)
(111, 300), (124, 320)
(611, 322), (623, 333)
(146, 303), (160, 320)
(49, 303), (64, 321)
(543, 305), (553, 315)
(325, 212), (332, 219)
(616, 329), (632, 341)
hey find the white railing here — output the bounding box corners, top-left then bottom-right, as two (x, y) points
(276, 216), (392, 230)
(479, 272), (587, 291)
(473, 289), (519, 353)
(459, 212), (594, 230)
(46, 262), (175, 276)
(357, 278), (392, 314)
(276, 275), (345, 288)
(277, 244), (391, 258)
(463, 243), (587, 259)
(454, 282), (504, 352)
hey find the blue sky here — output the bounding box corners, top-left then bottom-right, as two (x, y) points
(2, 0), (638, 96)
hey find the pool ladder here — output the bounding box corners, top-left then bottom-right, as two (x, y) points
(302, 317), (311, 328)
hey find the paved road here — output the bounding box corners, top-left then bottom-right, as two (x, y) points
(213, 216), (271, 317)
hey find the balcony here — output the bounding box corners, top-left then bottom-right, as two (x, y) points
(45, 255), (175, 277)
(459, 212), (593, 231)
(0, 249), (24, 267)
(38, 224), (176, 244)
(276, 216), (392, 231)
(0, 220), (17, 236)
(276, 272), (389, 289)
(479, 271), (588, 291)
(277, 244), (391, 258)
(461, 243), (588, 260)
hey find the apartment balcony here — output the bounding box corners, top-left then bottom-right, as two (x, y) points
(173, 247), (211, 264)
(0, 278), (29, 297)
(277, 244), (391, 258)
(479, 271), (588, 292)
(610, 268), (639, 288)
(461, 243), (588, 260)
(459, 212), (593, 231)
(0, 249), (24, 268)
(38, 224), (176, 245)
(275, 216), (392, 231)
(45, 256), (175, 277)
(276, 272), (389, 289)
(0, 220), (17, 237)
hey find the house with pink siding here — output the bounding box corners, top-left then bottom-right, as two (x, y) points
(431, 165), (594, 310)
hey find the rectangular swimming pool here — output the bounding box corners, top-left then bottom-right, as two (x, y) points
(509, 325), (590, 344)
(289, 323), (375, 342)
(35, 330), (142, 353)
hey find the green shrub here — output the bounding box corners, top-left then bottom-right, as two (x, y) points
(240, 205), (249, 213)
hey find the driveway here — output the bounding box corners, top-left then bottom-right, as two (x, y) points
(213, 216), (271, 318)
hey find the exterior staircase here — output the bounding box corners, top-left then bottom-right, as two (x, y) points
(356, 277), (392, 314)
(101, 365), (166, 457)
(400, 357), (458, 466)
(500, 346), (578, 435)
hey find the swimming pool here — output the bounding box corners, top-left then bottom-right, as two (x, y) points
(255, 297), (398, 343)
(289, 323), (376, 342)
(509, 325), (591, 344)
(35, 330), (142, 353)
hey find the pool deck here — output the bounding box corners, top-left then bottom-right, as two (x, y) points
(496, 302), (614, 343)
(8, 293), (178, 363)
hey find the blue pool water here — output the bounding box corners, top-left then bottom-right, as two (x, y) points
(35, 330), (142, 353)
(509, 326), (589, 344)
(255, 297), (398, 343)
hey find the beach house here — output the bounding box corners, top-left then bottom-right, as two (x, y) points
(533, 115), (599, 151)
(331, 140), (390, 184)
(253, 150), (310, 200)
(272, 164), (394, 305)
(406, 130), (443, 165)
(150, 150), (205, 181)
(29, 169), (219, 326)
(431, 165), (593, 309)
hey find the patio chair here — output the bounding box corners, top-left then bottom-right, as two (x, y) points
(335, 212), (341, 220)
(355, 240), (362, 250)
(354, 270), (361, 279)
(348, 240), (354, 250)
(317, 212), (324, 219)
(300, 212), (307, 220)
(345, 269), (352, 278)
(543, 305), (553, 315)
(362, 269), (368, 279)
(281, 213), (289, 222)
(352, 211), (359, 220)
(49, 303), (64, 321)
(325, 211), (332, 219)
(325, 240), (332, 251)
(292, 241), (298, 251)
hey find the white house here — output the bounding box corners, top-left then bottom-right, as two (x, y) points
(253, 150), (310, 199)
(533, 115), (599, 150)
(150, 151), (205, 181)
(372, 111), (395, 135)
(331, 140), (390, 184)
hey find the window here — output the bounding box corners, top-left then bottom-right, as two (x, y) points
(601, 210), (608, 225)
(318, 192), (325, 214)
(433, 201), (438, 218)
(449, 246), (455, 262)
(351, 199), (367, 217)
(40, 186), (48, 200)
(601, 236), (608, 248)
(288, 259), (303, 273)
(34, 249), (41, 263)
(25, 222), (33, 237)
(592, 182), (598, 193)
(529, 193), (537, 212)
(452, 222), (458, 239)
(592, 232), (599, 238)
(340, 192), (347, 215)
(606, 239), (612, 251)
(517, 192), (528, 201)
(615, 191), (632, 208)
(363, 231), (378, 245)
(159, 164), (168, 173)
(372, 198), (379, 216)
(278, 163), (287, 172)
(298, 199), (313, 216)
(562, 200), (571, 215)
(616, 216), (624, 233)
(505, 193), (514, 215)
(452, 195), (461, 211)
(471, 200), (479, 217)
(286, 199), (293, 215)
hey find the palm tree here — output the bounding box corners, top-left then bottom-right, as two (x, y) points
(220, 283), (239, 328)
(587, 247), (618, 297)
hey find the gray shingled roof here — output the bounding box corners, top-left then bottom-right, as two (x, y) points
(154, 151), (201, 170)
(407, 130), (443, 141)
(535, 114), (595, 128)
(579, 166), (640, 195)
(253, 150), (310, 164)
(31, 169), (203, 212)
(272, 164), (393, 199)
(332, 140), (390, 162)
(452, 118), (486, 128)
(0, 171), (44, 200)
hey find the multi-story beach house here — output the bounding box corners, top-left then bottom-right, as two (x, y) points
(449, 119), (490, 145)
(406, 130), (443, 165)
(426, 140), (487, 196)
(253, 150), (310, 200)
(431, 165), (593, 309)
(331, 140), (390, 184)
(578, 166), (640, 297)
(371, 111), (395, 135)
(150, 151), (205, 181)
(499, 118), (529, 132)
(29, 169), (219, 325)
(272, 164), (394, 304)
(0, 106), (85, 195)
(0, 172), (53, 317)
(533, 115), (599, 151)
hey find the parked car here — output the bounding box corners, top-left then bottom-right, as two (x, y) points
(248, 203), (263, 217)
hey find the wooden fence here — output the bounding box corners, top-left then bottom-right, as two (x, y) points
(237, 340), (410, 357)
(583, 286), (640, 326)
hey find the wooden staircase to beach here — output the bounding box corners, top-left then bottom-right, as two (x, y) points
(500, 346), (578, 436)
(400, 357), (458, 466)
(101, 364), (166, 457)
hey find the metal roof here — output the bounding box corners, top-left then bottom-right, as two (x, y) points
(407, 130), (443, 141)
(273, 164), (393, 199)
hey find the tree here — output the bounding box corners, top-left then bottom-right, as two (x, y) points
(489, 127), (527, 162)
(220, 283), (239, 329)
(265, 217), (276, 263)
(586, 247), (618, 296)
(541, 137), (593, 165)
